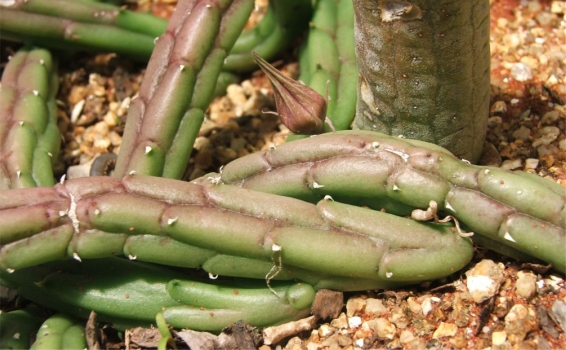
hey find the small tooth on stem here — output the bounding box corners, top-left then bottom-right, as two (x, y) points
(503, 232), (516, 242)
(312, 181), (324, 189)
(445, 201), (455, 213)
(385, 148), (409, 162)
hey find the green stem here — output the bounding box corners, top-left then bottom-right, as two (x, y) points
(113, 0), (255, 178)
(0, 47), (59, 189)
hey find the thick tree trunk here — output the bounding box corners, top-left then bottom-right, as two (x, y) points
(353, 0), (490, 162)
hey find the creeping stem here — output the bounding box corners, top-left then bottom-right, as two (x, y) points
(0, 306), (44, 349)
(113, 0), (255, 179)
(0, 0), (164, 60)
(298, 0), (357, 131)
(0, 0), (313, 73)
(0, 47), (60, 190)
(0, 173), (473, 285)
(0, 257), (315, 331)
(214, 131), (566, 272)
(30, 314), (87, 350)
(223, 0), (313, 72)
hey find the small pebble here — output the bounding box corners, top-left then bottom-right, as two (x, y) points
(406, 297), (421, 315)
(551, 1), (566, 14)
(504, 304), (538, 344)
(305, 341), (321, 350)
(330, 313), (348, 329)
(465, 260), (506, 303)
(515, 271), (537, 299)
(372, 318), (396, 339)
(539, 110), (560, 125)
(494, 297), (512, 318)
(421, 297), (433, 316)
(431, 322), (457, 339)
(318, 324), (335, 338)
(348, 316), (362, 329)
(388, 307), (409, 329)
(501, 158), (522, 170)
(492, 330), (507, 345)
(399, 330), (415, 344)
(511, 62), (533, 81)
(364, 298), (387, 316)
(512, 125), (531, 140)
(533, 126), (560, 147)
(551, 299), (566, 333)
(488, 116), (503, 128)
(524, 158), (539, 170)
(490, 100), (507, 115)
(408, 337), (426, 349)
(449, 333), (468, 349)
(346, 297), (366, 317)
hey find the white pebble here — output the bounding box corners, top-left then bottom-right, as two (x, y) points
(465, 259), (505, 303)
(511, 62), (533, 82)
(348, 316), (362, 329)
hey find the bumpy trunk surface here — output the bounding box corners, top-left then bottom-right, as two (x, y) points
(353, 0), (490, 162)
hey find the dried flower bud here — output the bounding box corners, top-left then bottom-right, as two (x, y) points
(253, 51), (327, 134)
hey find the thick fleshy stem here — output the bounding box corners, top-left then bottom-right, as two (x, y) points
(113, 0), (255, 179)
(30, 313), (87, 350)
(0, 47), (60, 190)
(0, 0), (313, 74)
(0, 0), (164, 60)
(206, 130), (566, 272)
(0, 305), (44, 349)
(352, 0), (490, 163)
(0, 257), (316, 331)
(297, 0), (357, 132)
(0, 174), (474, 285)
(223, 0), (313, 72)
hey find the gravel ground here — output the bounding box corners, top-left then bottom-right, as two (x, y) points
(1, 0), (565, 349)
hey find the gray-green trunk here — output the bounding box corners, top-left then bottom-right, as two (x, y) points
(353, 0), (490, 162)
